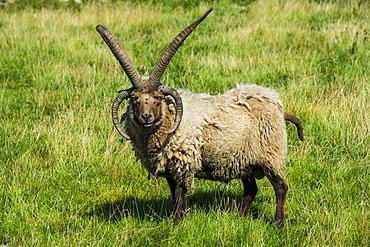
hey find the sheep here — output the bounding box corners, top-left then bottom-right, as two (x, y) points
(96, 7), (304, 227)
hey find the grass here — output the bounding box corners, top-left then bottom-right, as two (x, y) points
(1, 0), (369, 246)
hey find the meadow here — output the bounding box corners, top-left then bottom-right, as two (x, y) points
(0, 0), (369, 246)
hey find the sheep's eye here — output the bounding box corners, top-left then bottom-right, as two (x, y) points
(154, 96), (163, 101)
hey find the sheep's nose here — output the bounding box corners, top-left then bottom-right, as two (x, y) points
(142, 114), (152, 122)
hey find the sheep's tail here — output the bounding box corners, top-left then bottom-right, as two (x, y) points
(284, 112), (304, 141)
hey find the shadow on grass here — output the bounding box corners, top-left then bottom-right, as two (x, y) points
(86, 189), (267, 224)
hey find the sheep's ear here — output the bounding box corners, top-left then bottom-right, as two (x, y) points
(120, 112), (127, 124)
(164, 95), (177, 115)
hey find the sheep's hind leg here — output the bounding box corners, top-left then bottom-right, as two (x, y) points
(240, 176), (258, 216)
(166, 177), (188, 224)
(268, 178), (288, 228)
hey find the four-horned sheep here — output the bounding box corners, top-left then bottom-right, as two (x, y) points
(96, 7), (303, 227)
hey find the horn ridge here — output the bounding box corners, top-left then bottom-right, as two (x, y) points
(148, 7), (214, 89)
(96, 25), (144, 89)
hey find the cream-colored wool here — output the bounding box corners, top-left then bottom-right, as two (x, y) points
(124, 84), (287, 189)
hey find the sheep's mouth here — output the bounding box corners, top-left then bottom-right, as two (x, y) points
(142, 122), (154, 128)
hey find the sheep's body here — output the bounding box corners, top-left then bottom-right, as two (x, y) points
(98, 8), (301, 226)
(124, 84), (287, 189)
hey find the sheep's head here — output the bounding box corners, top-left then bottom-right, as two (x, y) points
(96, 7), (213, 140)
(129, 79), (181, 131)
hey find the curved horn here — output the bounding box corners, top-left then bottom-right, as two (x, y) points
(148, 7), (214, 89)
(112, 89), (133, 140)
(96, 25), (144, 89)
(159, 86), (183, 134)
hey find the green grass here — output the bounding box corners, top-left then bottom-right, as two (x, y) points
(1, 0), (369, 246)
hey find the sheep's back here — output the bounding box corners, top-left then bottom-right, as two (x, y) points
(178, 84), (287, 182)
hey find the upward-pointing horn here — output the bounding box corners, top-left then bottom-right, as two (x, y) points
(96, 25), (144, 89)
(148, 7), (213, 134)
(148, 7), (214, 89)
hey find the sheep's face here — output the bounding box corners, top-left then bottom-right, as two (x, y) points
(130, 86), (164, 128)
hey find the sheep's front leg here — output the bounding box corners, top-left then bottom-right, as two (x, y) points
(166, 177), (177, 201)
(166, 177), (188, 224)
(240, 176), (258, 216)
(269, 179), (288, 227)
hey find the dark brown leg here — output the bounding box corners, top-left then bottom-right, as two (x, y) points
(268, 178), (288, 227)
(166, 177), (188, 224)
(166, 177), (177, 200)
(240, 176), (258, 216)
